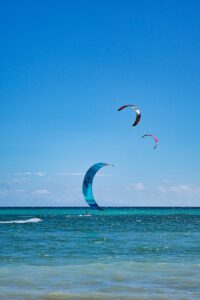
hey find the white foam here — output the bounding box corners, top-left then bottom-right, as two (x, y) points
(78, 214), (92, 217)
(0, 218), (42, 224)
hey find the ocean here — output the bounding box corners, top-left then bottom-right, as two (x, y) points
(0, 207), (200, 299)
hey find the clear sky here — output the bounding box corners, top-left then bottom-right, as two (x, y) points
(0, 0), (200, 206)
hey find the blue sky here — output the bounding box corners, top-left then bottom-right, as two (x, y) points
(0, 0), (200, 206)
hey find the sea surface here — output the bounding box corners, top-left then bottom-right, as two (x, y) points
(0, 207), (200, 299)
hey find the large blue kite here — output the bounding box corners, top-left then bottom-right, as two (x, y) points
(82, 162), (112, 209)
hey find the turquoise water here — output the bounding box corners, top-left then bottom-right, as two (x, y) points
(1, 207), (200, 299)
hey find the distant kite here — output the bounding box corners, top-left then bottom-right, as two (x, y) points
(118, 104), (141, 126)
(141, 134), (158, 149)
(82, 163), (113, 209)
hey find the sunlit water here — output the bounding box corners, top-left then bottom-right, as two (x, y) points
(0, 207), (200, 299)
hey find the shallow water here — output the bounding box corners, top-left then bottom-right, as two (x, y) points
(0, 207), (200, 299)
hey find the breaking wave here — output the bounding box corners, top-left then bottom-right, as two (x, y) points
(0, 218), (42, 224)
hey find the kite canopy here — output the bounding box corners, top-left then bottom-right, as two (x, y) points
(141, 134), (158, 149)
(82, 163), (112, 209)
(118, 104), (141, 126)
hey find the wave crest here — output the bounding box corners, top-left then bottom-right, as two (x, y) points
(0, 218), (42, 224)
